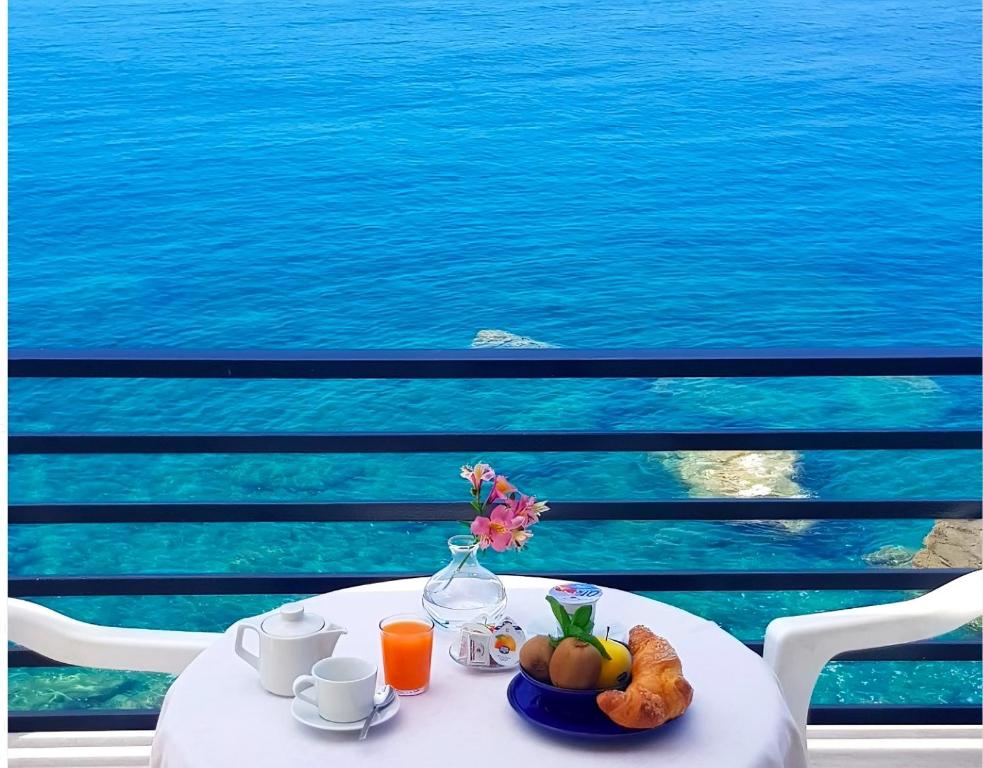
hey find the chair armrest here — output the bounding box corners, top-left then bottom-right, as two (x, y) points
(8, 599), (219, 675)
(763, 570), (982, 737)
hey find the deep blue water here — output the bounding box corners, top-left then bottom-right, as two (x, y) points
(9, 0), (982, 348)
(8, 0), (982, 710)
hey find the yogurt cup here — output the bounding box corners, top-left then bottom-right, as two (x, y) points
(548, 583), (603, 627)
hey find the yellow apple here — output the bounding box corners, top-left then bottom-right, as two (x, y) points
(595, 638), (632, 689)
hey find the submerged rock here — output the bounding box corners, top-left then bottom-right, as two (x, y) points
(469, 329), (812, 531)
(661, 450), (805, 498)
(658, 450), (813, 532)
(470, 329), (557, 348)
(912, 520), (982, 569)
(863, 544), (916, 567)
(8, 667), (173, 711)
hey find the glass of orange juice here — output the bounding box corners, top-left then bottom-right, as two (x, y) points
(379, 614), (434, 696)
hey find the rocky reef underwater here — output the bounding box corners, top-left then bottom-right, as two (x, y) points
(471, 329), (981, 561)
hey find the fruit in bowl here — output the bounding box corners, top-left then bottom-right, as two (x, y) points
(596, 636), (632, 689)
(550, 637), (603, 689)
(517, 596), (632, 692)
(517, 635), (554, 682)
(518, 637), (631, 692)
(511, 592), (694, 732)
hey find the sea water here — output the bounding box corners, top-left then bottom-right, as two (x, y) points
(8, 0), (982, 710)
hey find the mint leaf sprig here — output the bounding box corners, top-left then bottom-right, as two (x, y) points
(546, 595), (611, 660)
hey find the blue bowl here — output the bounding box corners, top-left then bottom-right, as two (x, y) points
(517, 667), (628, 716)
(507, 674), (661, 741)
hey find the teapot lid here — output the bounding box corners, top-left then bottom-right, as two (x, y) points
(261, 603), (326, 638)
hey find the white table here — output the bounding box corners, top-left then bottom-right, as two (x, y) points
(151, 576), (807, 768)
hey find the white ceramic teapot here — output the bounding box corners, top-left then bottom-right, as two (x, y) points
(235, 603), (347, 696)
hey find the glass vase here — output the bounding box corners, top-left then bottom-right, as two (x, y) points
(422, 535), (507, 630)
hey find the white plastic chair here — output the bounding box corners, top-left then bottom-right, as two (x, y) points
(8, 598), (219, 674)
(764, 570), (983, 741)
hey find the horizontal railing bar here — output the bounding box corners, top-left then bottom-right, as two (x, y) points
(12, 640), (978, 669)
(9, 347), (982, 379)
(9, 429), (980, 454)
(807, 705), (982, 726)
(9, 499), (982, 524)
(8, 709), (161, 732)
(8, 649), (70, 668)
(8, 569), (971, 596)
(742, 640), (982, 662)
(8, 704), (981, 733)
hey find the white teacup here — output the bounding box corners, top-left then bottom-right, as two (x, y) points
(292, 657), (389, 723)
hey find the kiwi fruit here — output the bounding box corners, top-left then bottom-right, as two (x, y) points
(519, 635), (554, 682)
(549, 637), (602, 689)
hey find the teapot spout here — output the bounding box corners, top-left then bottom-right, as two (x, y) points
(319, 626), (347, 657)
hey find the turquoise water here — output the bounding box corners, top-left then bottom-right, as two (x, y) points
(8, 0), (982, 711)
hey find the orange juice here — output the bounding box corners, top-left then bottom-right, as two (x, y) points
(379, 615), (434, 695)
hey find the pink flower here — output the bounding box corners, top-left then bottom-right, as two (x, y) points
(527, 497), (549, 525)
(485, 474), (516, 505)
(506, 494), (548, 526)
(459, 464), (542, 555)
(470, 506), (520, 552)
(460, 463), (495, 495)
(510, 527), (534, 549)
(507, 494), (532, 524)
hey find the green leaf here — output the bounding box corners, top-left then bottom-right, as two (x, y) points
(546, 596), (571, 634)
(568, 627), (611, 660)
(572, 606), (593, 630)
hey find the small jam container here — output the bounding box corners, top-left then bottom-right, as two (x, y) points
(488, 619), (525, 668)
(548, 583), (603, 627)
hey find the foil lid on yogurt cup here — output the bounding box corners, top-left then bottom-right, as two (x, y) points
(548, 582), (603, 605)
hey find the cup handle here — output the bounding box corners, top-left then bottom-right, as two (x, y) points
(234, 623), (260, 671)
(374, 685), (392, 706)
(293, 675), (317, 706)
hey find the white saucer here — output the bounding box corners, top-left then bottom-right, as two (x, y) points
(290, 695), (400, 732)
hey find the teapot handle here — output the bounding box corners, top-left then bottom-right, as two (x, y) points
(234, 623), (260, 671)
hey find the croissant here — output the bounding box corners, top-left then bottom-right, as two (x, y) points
(596, 625), (693, 729)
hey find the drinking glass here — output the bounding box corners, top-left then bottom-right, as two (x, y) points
(379, 613), (434, 696)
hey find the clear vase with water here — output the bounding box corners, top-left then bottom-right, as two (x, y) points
(422, 535), (507, 629)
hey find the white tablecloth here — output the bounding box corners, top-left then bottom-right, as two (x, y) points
(151, 576), (807, 768)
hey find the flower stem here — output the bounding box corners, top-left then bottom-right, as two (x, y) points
(434, 540), (478, 593)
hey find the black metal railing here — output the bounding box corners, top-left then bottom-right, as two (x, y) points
(7, 347), (983, 732)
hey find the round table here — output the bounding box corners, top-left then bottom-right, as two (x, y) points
(150, 576), (807, 768)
